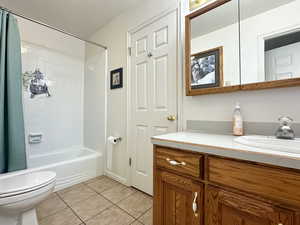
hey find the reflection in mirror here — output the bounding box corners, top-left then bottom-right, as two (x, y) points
(240, 0), (300, 85)
(189, 0), (213, 11)
(189, 0), (240, 93)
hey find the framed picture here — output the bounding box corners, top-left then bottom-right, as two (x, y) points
(190, 46), (223, 90)
(110, 68), (123, 89)
(189, 0), (211, 11)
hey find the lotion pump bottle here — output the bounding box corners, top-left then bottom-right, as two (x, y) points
(233, 102), (243, 136)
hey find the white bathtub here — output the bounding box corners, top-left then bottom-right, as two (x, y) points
(0, 148), (103, 191)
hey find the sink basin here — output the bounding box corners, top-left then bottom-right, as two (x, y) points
(234, 135), (300, 154)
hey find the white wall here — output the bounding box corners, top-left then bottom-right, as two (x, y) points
(183, 87), (300, 125)
(89, 0), (300, 183)
(84, 44), (107, 152)
(90, 0), (179, 183)
(19, 17), (86, 156)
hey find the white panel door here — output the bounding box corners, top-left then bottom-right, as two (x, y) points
(130, 11), (177, 195)
(265, 42), (300, 81)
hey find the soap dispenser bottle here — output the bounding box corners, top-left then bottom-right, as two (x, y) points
(233, 103), (243, 136)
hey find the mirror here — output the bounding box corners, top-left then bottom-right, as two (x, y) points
(185, 0), (240, 95)
(185, 0), (300, 95)
(240, 0), (300, 88)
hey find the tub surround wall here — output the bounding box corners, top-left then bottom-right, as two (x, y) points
(19, 16), (106, 166)
(84, 44), (106, 153)
(19, 16), (86, 156)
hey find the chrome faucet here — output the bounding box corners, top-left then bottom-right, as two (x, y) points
(275, 116), (295, 140)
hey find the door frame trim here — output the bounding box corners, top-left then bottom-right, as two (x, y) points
(126, 3), (183, 190)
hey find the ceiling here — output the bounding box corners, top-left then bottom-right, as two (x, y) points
(191, 0), (295, 38)
(0, 0), (142, 39)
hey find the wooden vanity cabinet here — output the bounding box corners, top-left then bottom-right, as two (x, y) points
(154, 170), (204, 225)
(153, 146), (300, 225)
(206, 186), (294, 225)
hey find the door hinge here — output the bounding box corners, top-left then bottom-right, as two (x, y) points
(128, 47), (132, 56)
(129, 157), (132, 167)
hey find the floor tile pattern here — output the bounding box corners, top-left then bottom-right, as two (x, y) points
(37, 176), (153, 225)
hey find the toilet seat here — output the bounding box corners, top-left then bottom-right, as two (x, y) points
(0, 171), (56, 198)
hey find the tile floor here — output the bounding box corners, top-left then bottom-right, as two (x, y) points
(37, 176), (153, 225)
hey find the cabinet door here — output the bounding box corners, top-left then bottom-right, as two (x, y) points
(154, 170), (203, 225)
(206, 186), (294, 225)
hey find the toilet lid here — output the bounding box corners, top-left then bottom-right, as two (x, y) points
(0, 171), (56, 197)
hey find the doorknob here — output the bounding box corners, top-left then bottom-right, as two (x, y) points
(167, 115), (176, 121)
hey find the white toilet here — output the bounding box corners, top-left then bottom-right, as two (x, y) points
(0, 171), (56, 225)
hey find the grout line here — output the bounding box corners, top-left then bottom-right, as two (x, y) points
(97, 193), (137, 219)
(136, 207), (152, 223)
(109, 195), (152, 221)
(56, 191), (86, 225)
(94, 181), (153, 221)
(72, 181), (134, 223)
(106, 187), (137, 205)
(82, 204), (116, 223)
(131, 219), (145, 225)
(39, 176), (152, 225)
(85, 176), (122, 194)
(36, 194), (69, 222)
(81, 186), (149, 223)
(57, 187), (112, 224)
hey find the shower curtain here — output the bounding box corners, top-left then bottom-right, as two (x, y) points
(0, 10), (27, 173)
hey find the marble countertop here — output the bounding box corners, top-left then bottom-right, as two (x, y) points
(151, 132), (300, 170)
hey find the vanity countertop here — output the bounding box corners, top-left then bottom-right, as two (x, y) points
(151, 132), (300, 170)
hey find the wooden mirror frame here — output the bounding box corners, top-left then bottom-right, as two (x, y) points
(185, 0), (239, 96)
(185, 0), (300, 96)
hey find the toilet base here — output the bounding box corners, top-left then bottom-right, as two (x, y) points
(20, 208), (39, 225)
(0, 208), (39, 225)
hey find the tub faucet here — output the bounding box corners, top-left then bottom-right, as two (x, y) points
(275, 116), (295, 140)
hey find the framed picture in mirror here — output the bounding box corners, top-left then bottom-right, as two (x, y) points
(190, 47), (223, 89)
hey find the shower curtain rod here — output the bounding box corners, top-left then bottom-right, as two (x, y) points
(0, 6), (108, 50)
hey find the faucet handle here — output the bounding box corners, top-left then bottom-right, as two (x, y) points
(276, 116), (295, 140)
(278, 116), (293, 125)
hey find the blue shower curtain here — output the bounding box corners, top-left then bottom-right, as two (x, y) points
(0, 10), (27, 173)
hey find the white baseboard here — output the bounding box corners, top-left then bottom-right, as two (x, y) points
(104, 170), (128, 186)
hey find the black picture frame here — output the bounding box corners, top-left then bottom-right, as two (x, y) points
(190, 46), (223, 90)
(110, 68), (123, 89)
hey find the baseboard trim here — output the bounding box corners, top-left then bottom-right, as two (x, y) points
(104, 170), (127, 186)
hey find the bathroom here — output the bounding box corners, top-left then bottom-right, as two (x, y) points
(0, 0), (300, 225)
